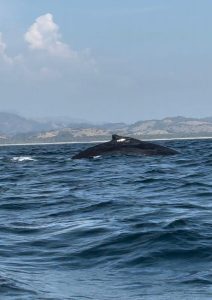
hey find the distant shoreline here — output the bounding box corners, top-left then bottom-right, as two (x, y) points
(0, 136), (212, 147)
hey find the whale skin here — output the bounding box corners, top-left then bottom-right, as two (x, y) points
(72, 134), (179, 159)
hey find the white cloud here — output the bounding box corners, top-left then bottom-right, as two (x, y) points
(0, 13), (97, 84)
(0, 33), (12, 64)
(0, 33), (6, 54)
(22, 13), (97, 79)
(24, 13), (78, 59)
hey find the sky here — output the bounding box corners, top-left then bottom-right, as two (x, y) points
(0, 0), (212, 123)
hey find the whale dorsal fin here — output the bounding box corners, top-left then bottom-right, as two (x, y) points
(112, 134), (142, 144)
(112, 134), (122, 141)
(112, 134), (127, 142)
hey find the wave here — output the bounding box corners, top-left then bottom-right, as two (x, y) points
(0, 139), (212, 299)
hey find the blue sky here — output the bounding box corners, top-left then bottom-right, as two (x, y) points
(0, 0), (212, 122)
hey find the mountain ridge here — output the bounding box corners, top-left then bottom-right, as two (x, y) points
(0, 112), (212, 144)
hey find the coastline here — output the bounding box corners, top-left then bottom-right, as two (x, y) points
(0, 136), (212, 147)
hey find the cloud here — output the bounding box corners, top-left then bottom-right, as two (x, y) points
(24, 13), (78, 59)
(0, 33), (6, 54)
(0, 13), (97, 85)
(0, 33), (12, 64)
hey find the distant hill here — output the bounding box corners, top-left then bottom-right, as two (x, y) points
(0, 112), (76, 135)
(0, 113), (212, 144)
(0, 112), (51, 135)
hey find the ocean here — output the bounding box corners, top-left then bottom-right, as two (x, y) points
(0, 139), (212, 299)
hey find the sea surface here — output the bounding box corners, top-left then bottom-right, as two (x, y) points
(0, 139), (212, 299)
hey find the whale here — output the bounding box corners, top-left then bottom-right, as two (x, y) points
(72, 134), (179, 159)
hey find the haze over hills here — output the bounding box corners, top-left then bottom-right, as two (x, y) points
(1, 112), (212, 144)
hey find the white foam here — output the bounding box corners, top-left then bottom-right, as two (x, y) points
(93, 155), (101, 159)
(11, 156), (35, 162)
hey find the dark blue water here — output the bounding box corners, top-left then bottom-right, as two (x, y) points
(0, 139), (212, 299)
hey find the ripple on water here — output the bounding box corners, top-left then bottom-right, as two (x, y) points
(0, 140), (211, 299)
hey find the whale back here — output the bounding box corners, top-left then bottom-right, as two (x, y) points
(72, 134), (179, 159)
